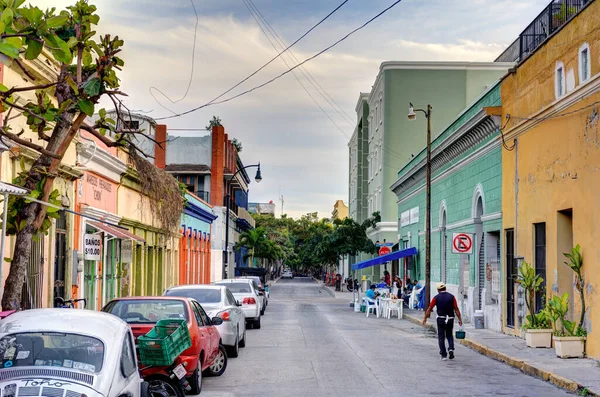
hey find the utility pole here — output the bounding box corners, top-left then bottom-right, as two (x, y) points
(279, 185), (284, 217)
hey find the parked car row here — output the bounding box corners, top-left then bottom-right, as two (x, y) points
(0, 276), (271, 397)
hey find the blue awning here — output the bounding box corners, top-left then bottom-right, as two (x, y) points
(351, 247), (418, 271)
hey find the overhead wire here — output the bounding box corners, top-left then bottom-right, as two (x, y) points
(245, 0), (355, 125)
(155, 0), (403, 121)
(241, 0), (349, 136)
(149, 0), (199, 114)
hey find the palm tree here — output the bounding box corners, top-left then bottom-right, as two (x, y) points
(236, 227), (269, 267)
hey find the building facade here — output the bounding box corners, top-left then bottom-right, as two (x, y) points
(351, 61), (511, 283)
(392, 83), (505, 331)
(498, 0), (599, 357)
(165, 125), (255, 281)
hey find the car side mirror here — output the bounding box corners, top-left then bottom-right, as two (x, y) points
(258, 291), (265, 296)
(211, 317), (224, 325)
(236, 301), (242, 307)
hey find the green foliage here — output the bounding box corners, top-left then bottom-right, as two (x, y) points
(231, 138), (242, 153)
(517, 261), (546, 329)
(563, 244), (586, 332)
(546, 293), (587, 337)
(205, 116), (222, 131)
(2, 157), (62, 237)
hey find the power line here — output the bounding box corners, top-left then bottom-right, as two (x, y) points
(155, 0), (403, 121)
(241, 0), (349, 137)
(149, 0), (199, 113)
(154, 0), (349, 121)
(246, 0), (355, 126)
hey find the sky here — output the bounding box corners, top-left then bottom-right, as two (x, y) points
(37, 0), (550, 219)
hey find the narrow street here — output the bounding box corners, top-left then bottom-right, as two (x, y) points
(202, 278), (571, 397)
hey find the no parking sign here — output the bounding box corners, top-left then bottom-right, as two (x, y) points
(452, 233), (473, 254)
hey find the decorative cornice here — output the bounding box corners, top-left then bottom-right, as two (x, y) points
(77, 142), (127, 178)
(391, 112), (499, 195)
(504, 71), (600, 140)
(183, 200), (218, 224)
(396, 138), (500, 205)
(16, 146), (83, 181)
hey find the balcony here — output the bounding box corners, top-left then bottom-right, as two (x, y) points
(195, 190), (210, 202)
(236, 206), (255, 231)
(496, 0), (592, 62)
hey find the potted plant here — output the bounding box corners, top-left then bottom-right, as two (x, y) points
(517, 261), (552, 347)
(547, 293), (586, 358)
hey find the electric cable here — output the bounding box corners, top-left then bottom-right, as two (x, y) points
(155, 0), (403, 121)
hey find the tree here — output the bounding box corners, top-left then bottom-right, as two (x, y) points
(205, 115), (222, 131)
(235, 227), (268, 266)
(0, 1), (155, 310)
(231, 138), (242, 153)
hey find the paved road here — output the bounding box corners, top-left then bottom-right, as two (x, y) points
(202, 277), (571, 396)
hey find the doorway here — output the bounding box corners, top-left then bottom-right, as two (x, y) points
(534, 223), (546, 311)
(53, 212), (67, 305)
(505, 229), (516, 327)
(475, 197), (484, 310)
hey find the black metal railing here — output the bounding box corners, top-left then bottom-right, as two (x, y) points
(196, 190), (210, 202)
(496, 0), (592, 62)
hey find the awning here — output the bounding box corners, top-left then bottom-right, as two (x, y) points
(0, 181), (27, 195)
(87, 221), (145, 243)
(351, 247), (418, 271)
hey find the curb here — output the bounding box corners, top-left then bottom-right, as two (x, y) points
(403, 312), (598, 396)
(320, 282), (336, 297)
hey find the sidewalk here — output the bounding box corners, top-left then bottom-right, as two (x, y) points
(402, 309), (600, 396)
(316, 280), (357, 300)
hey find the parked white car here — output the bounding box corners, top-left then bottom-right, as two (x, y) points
(215, 279), (262, 329)
(164, 285), (246, 357)
(282, 270), (293, 279)
(236, 276), (268, 314)
(0, 309), (143, 397)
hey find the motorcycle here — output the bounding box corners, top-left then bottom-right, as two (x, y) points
(141, 357), (191, 397)
(345, 278), (360, 292)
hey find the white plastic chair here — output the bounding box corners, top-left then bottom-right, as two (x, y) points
(387, 299), (403, 319)
(363, 297), (377, 317)
(409, 286), (425, 310)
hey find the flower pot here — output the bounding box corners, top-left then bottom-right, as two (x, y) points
(553, 336), (586, 358)
(525, 329), (553, 348)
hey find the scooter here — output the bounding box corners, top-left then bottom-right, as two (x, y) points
(345, 278), (360, 292)
(142, 357), (191, 397)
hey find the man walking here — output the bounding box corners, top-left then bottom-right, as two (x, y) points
(423, 283), (463, 360)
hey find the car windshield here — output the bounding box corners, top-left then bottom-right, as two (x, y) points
(165, 288), (222, 304)
(104, 299), (189, 324)
(0, 332), (104, 373)
(216, 282), (253, 294)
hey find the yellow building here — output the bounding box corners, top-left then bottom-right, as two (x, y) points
(0, 52), (81, 308)
(331, 200), (349, 221)
(499, 0), (600, 357)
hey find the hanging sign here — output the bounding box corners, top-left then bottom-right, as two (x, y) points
(84, 234), (102, 260)
(400, 211), (410, 227)
(121, 240), (133, 264)
(379, 246), (391, 256)
(409, 207), (419, 224)
(452, 233), (473, 254)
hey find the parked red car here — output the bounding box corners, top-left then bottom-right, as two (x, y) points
(102, 296), (228, 394)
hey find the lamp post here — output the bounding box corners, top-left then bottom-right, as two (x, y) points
(408, 103), (432, 306)
(223, 163), (262, 279)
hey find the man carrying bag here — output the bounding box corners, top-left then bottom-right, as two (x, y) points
(423, 282), (463, 360)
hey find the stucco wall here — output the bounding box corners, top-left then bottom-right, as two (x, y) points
(166, 135), (212, 166)
(500, 0), (600, 357)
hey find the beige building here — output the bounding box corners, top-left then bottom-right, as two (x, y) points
(331, 200), (349, 221)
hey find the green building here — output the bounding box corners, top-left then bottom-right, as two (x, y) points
(391, 82), (505, 331)
(349, 62), (511, 285)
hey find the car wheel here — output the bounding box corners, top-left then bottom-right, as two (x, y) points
(253, 316), (261, 329)
(239, 329), (246, 348)
(260, 306), (265, 315)
(205, 345), (228, 377)
(227, 332), (239, 358)
(187, 357), (203, 394)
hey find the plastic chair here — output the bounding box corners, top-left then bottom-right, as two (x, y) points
(387, 299), (403, 319)
(408, 287), (423, 310)
(363, 297), (377, 318)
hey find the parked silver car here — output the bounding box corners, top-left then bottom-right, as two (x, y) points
(164, 285), (246, 357)
(214, 279), (262, 329)
(236, 276), (268, 313)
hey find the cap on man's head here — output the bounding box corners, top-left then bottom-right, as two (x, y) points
(436, 282), (446, 290)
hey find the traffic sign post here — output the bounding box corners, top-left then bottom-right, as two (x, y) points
(452, 233), (473, 254)
(379, 246), (391, 256)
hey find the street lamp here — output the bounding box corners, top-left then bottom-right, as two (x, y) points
(224, 163), (262, 279)
(408, 102), (432, 306)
